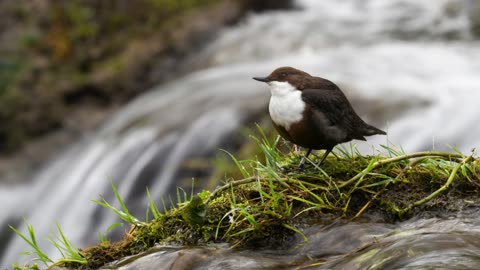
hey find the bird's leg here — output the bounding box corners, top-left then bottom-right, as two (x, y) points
(317, 148), (333, 167)
(297, 148), (312, 170)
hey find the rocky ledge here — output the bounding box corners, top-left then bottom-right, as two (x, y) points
(33, 133), (480, 269)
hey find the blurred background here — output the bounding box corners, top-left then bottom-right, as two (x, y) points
(1, 0), (479, 267)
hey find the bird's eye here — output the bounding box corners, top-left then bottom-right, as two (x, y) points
(281, 73), (287, 77)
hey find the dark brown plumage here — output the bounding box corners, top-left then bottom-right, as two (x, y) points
(253, 66), (386, 168)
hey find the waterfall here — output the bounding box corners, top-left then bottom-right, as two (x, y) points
(1, 0), (479, 267)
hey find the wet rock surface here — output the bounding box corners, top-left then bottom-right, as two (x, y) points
(47, 216), (480, 270)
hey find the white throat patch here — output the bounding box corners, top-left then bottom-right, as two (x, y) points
(268, 81), (305, 130)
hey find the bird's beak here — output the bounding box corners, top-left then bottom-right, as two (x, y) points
(253, 76), (269, 83)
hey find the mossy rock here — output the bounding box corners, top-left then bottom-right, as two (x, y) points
(53, 147), (480, 269)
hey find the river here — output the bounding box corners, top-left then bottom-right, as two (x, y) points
(1, 0), (480, 268)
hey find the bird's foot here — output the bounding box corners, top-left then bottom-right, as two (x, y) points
(297, 166), (305, 172)
(295, 148), (311, 171)
(296, 164), (305, 172)
(297, 159), (310, 171)
(297, 158), (307, 171)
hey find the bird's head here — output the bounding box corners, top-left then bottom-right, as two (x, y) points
(253, 66), (310, 84)
(253, 67), (310, 94)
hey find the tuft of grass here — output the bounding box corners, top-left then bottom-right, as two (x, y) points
(47, 223), (87, 265)
(9, 219), (86, 268)
(98, 222), (123, 243)
(9, 220), (53, 267)
(220, 149), (253, 178)
(145, 187), (162, 221)
(249, 123), (283, 169)
(92, 181), (144, 226)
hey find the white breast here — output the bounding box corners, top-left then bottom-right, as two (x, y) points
(268, 81), (305, 130)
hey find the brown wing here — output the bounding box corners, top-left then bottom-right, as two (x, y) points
(301, 78), (370, 141)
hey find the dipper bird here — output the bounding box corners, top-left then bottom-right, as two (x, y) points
(253, 67), (386, 169)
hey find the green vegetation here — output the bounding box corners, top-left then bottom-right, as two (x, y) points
(10, 127), (480, 269)
(9, 220), (87, 269)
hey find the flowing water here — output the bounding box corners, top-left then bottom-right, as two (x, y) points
(101, 216), (480, 269)
(2, 0), (480, 268)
